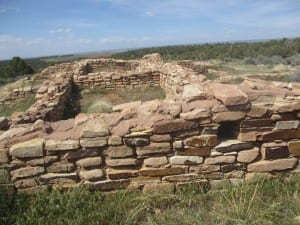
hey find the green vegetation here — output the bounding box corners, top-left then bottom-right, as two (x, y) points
(0, 94), (35, 117)
(0, 57), (35, 85)
(2, 175), (300, 225)
(112, 37), (300, 62)
(80, 86), (166, 114)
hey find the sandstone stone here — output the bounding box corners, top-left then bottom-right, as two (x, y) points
(214, 111), (246, 123)
(177, 147), (211, 156)
(0, 117), (8, 130)
(47, 162), (75, 173)
(153, 119), (198, 134)
(139, 167), (185, 177)
(209, 180), (230, 189)
(224, 170), (244, 179)
(237, 148), (259, 163)
(238, 132), (258, 142)
(80, 137), (108, 148)
(173, 140), (184, 149)
(111, 118), (137, 136)
(138, 99), (160, 115)
(258, 130), (300, 141)
(0, 149), (8, 163)
(129, 176), (161, 189)
(87, 179), (130, 191)
(39, 172), (77, 183)
(150, 134), (171, 142)
(144, 156), (168, 167)
(205, 155), (236, 165)
(107, 169), (139, 179)
(104, 146), (134, 158)
(62, 148), (99, 160)
(80, 117), (109, 138)
(170, 156), (203, 165)
(180, 108), (212, 120)
(123, 137), (149, 146)
(248, 158), (297, 172)
(108, 135), (122, 145)
(136, 142), (171, 156)
(229, 178), (244, 186)
(79, 169), (104, 181)
(45, 140), (80, 151)
(190, 164), (220, 174)
(143, 182), (175, 193)
(210, 83), (248, 106)
(221, 163), (245, 173)
(241, 119), (273, 128)
(106, 158), (141, 167)
(76, 157), (102, 168)
(10, 138), (44, 158)
(261, 142), (289, 160)
(15, 178), (38, 189)
(271, 113), (295, 121)
(159, 100), (182, 117)
(273, 100), (300, 113)
(288, 140), (300, 156)
(184, 135), (217, 147)
(182, 84), (205, 99)
(172, 129), (201, 138)
(201, 125), (219, 135)
(11, 166), (44, 180)
(247, 105), (269, 118)
(112, 101), (141, 112)
(214, 140), (253, 153)
(162, 173), (200, 182)
(27, 156), (58, 166)
(274, 120), (299, 130)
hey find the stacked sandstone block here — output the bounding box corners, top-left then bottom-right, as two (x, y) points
(0, 86), (35, 106)
(4, 96), (300, 193)
(73, 71), (160, 89)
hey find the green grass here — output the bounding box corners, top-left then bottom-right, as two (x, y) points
(0, 94), (36, 117)
(2, 174), (300, 225)
(80, 86), (166, 114)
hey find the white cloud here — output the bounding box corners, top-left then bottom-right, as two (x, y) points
(49, 28), (72, 34)
(0, 6), (20, 14)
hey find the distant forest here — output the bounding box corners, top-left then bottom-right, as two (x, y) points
(111, 37), (300, 63)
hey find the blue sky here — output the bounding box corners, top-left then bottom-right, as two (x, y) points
(0, 0), (300, 60)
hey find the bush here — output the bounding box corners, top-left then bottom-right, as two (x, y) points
(287, 54), (300, 66)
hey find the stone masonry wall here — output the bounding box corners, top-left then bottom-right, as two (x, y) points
(1, 53), (300, 193)
(0, 84), (299, 193)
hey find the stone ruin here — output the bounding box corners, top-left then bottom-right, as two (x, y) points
(0, 53), (300, 193)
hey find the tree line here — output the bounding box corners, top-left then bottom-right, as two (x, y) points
(111, 37), (300, 62)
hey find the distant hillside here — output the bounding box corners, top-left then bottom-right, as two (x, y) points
(111, 37), (300, 61)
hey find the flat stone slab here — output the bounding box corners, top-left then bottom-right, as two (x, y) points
(104, 146), (134, 158)
(80, 117), (109, 138)
(144, 156), (168, 168)
(76, 157), (102, 168)
(248, 158), (297, 172)
(79, 169), (104, 181)
(205, 155), (236, 165)
(215, 140), (253, 153)
(184, 135), (217, 147)
(11, 166), (45, 180)
(10, 138), (44, 158)
(180, 108), (212, 120)
(136, 142), (171, 156)
(237, 148), (259, 163)
(210, 83), (248, 106)
(45, 140), (80, 151)
(170, 156), (203, 165)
